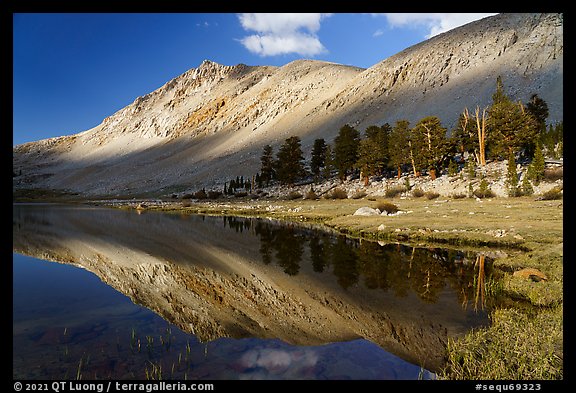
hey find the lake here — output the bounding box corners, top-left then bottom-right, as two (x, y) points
(13, 203), (495, 380)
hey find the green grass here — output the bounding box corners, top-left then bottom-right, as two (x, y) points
(439, 305), (563, 380)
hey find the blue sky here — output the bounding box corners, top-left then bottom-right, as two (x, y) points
(13, 13), (497, 146)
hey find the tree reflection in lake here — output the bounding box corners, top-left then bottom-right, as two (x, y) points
(309, 235), (328, 273)
(474, 254), (487, 311)
(227, 216), (493, 307)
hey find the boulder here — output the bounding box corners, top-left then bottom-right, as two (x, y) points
(353, 207), (380, 216)
(513, 268), (548, 282)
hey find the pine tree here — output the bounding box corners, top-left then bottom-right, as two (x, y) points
(260, 144), (275, 186)
(526, 94), (549, 132)
(527, 140), (545, 185)
(275, 136), (306, 186)
(447, 159), (458, 177)
(334, 124), (360, 181)
(411, 116), (448, 180)
(356, 138), (381, 186)
(555, 122), (563, 157)
(541, 121), (563, 159)
(521, 173), (534, 196)
(367, 124), (390, 172)
(323, 144), (335, 180)
(465, 156), (476, 179)
(356, 124), (390, 185)
(310, 138), (327, 181)
(506, 150), (520, 197)
(477, 177), (493, 199)
(492, 75), (507, 105)
(487, 76), (539, 159)
(542, 124), (556, 158)
(407, 127), (424, 177)
(389, 120), (411, 178)
(450, 112), (478, 161)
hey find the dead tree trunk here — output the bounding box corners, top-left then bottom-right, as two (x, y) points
(459, 109), (469, 155)
(422, 123), (436, 180)
(463, 108), (481, 165)
(475, 106), (487, 166)
(408, 140), (419, 177)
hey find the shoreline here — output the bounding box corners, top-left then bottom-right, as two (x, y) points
(12, 195), (563, 379)
(94, 196), (561, 251)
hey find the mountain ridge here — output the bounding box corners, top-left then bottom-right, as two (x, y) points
(13, 13), (563, 197)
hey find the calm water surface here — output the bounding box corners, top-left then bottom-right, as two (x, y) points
(13, 204), (495, 380)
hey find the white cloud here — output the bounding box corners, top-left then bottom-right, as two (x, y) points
(240, 33), (325, 57)
(238, 13), (327, 35)
(373, 29), (384, 38)
(376, 13), (498, 38)
(237, 348), (319, 378)
(237, 13), (331, 57)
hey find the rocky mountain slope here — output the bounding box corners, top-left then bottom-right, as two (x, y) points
(13, 13), (563, 198)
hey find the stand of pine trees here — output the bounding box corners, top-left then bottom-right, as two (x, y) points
(249, 77), (561, 194)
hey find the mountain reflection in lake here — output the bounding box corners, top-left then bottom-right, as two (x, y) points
(13, 204), (496, 379)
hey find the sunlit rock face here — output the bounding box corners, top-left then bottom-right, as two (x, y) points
(13, 205), (495, 372)
(13, 13), (562, 198)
